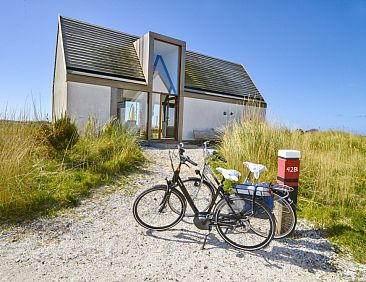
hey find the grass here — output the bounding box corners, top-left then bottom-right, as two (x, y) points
(0, 119), (144, 223)
(219, 120), (366, 263)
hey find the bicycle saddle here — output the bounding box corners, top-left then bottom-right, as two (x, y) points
(243, 162), (267, 179)
(216, 167), (241, 181)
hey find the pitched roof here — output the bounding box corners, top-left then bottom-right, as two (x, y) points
(59, 16), (265, 103)
(185, 51), (263, 101)
(60, 17), (145, 82)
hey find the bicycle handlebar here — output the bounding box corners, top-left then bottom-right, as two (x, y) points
(203, 141), (210, 149)
(217, 155), (227, 163)
(211, 150), (227, 163)
(177, 143), (198, 166)
(185, 156), (198, 166)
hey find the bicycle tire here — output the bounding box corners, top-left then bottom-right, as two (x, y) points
(133, 185), (186, 231)
(272, 192), (297, 239)
(169, 178), (215, 217)
(215, 196), (275, 250)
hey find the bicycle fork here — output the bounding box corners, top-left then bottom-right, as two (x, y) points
(158, 180), (173, 212)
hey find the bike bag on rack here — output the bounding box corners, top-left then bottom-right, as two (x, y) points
(233, 183), (273, 209)
(233, 183), (272, 197)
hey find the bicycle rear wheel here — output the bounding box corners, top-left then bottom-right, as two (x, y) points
(133, 185), (186, 231)
(215, 196), (275, 251)
(272, 192), (297, 239)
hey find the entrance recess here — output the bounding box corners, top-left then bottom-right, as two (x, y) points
(150, 39), (181, 140)
(151, 93), (177, 139)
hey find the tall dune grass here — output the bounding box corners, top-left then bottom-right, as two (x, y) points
(0, 120), (43, 218)
(0, 118), (144, 223)
(220, 120), (366, 263)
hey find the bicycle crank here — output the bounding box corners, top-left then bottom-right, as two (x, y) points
(193, 212), (211, 230)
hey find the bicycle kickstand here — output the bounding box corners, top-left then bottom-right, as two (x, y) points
(201, 226), (212, 250)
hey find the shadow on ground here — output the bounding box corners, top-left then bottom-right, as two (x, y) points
(145, 226), (337, 274)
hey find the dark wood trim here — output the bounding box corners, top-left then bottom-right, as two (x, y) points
(67, 67), (146, 82)
(150, 32), (186, 48)
(67, 73), (149, 92)
(183, 91), (267, 108)
(177, 41), (186, 142)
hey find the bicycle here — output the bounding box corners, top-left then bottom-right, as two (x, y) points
(188, 141), (297, 239)
(133, 144), (276, 251)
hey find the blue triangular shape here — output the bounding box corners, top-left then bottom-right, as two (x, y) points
(153, 55), (177, 95)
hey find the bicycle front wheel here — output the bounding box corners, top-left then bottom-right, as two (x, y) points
(133, 185), (186, 231)
(273, 192), (297, 239)
(215, 196), (275, 251)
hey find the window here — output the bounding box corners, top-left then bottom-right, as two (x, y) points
(117, 89), (148, 139)
(152, 40), (180, 95)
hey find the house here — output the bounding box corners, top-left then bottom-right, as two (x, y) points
(52, 16), (266, 141)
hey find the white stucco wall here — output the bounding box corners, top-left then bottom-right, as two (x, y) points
(52, 29), (67, 120)
(67, 82), (111, 131)
(182, 97), (265, 140)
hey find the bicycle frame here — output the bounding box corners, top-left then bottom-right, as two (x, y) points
(166, 161), (223, 215)
(166, 149), (242, 221)
(193, 147), (222, 193)
(193, 145), (268, 213)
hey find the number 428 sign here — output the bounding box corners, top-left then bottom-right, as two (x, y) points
(286, 166), (299, 173)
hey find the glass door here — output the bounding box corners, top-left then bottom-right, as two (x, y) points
(151, 93), (177, 139)
(162, 95), (176, 138)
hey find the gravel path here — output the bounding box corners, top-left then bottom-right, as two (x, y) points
(0, 148), (365, 282)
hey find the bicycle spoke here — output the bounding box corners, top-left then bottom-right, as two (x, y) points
(215, 196), (275, 250)
(133, 186), (186, 231)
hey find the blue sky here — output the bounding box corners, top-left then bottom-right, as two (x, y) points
(0, 0), (365, 134)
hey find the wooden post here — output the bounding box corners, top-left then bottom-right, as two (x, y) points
(276, 150), (301, 235)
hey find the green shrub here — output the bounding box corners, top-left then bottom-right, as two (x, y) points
(66, 122), (144, 174)
(40, 116), (79, 152)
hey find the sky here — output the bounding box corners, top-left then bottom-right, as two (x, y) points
(0, 0), (365, 134)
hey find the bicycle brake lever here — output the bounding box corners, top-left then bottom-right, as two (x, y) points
(184, 163), (191, 168)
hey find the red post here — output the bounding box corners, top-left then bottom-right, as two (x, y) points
(277, 150), (301, 205)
